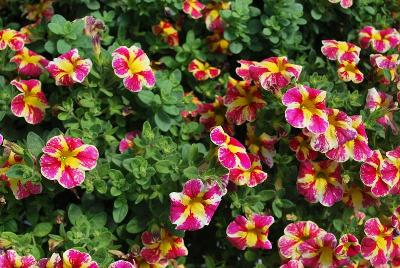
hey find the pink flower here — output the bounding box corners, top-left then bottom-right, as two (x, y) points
(360, 150), (391, 197)
(210, 126), (251, 170)
(246, 124), (278, 168)
(226, 213), (274, 250)
(359, 26), (400, 53)
(182, 0), (205, 19)
(197, 96), (234, 133)
(0, 250), (37, 268)
(111, 45), (156, 92)
(297, 160), (344, 207)
(188, 59), (220, 80)
(152, 21), (179, 47)
(83, 16), (105, 56)
(321, 40), (360, 63)
(361, 218), (393, 266)
(40, 135), (99, 189)
(370, 54), (399, 84)
(278, 220), (324, 259)
(23, 0), (54, 22)
(279, 260), (304, 268)
(223, 77), (266, 125)
(392, 206), (400, 233)
(326, 115), (372, 162)
(235, 60), (257, 81)
(0, 29), (26, 51)
(335, 234), (361, 257)
(204, 1), (230, 32)
(10, 79), (48, 125)
(109, 260), (136, 268)
(46, 48), (92, 86)
(10, 48), (49, 77)
(328, 0), (353, 8)
(38, 249), (99, 268)
(249, 57), (302, 92)
(289, 132), (318, 161)
(381, 147), (400, 193)
(282, 85), (328, 134)
(169, 179), (222, 231)
(337, 60), (364, 84)
(228, 153), (268, 187)
(366, 87), (398, 134)
(342, 184), (380, 212)
(119, 131), (140, 153)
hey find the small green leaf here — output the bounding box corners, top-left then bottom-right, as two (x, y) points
(126, 218), (145, 234)
(33, 222), (53, 237)
(57, 39), (71, 54)
(27, 132), (44, 157)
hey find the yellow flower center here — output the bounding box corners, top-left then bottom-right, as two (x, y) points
(2, 30), (15, 42)
(372, 32), (382, 41)
(344, 63), (357, 73)
(319, 246), (333, 266)
(128, 57), (145, 74)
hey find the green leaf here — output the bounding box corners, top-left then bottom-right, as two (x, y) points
(113, 200), (128, 223)
(27, 132), (44, 157)
(33, 222), (53, 237)
(51, 14), (67, 24)
(48, 22), (64, 35)
(44, 40), (56, 53)
(183, 166), (198, 179)
(154, 111), (172, 132)
(138, 90), (155, 105)
(6, 164), (27, 178)
(229, 42), (243, 54)
(126, 218), (145, 234)
(68, 204), (83, 225)
(155, 160), (171, 174)
(57, 39), (72, 54)
(258, 190), (275, 201)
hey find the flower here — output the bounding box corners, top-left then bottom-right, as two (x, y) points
(109, 260), (136, 268)
(328, 0), (353, 8)
(0, 133), (3, 145)
(204, 1), (230, 32)
(282, 85), (328, 134)
(299, 232), (348, 267)
(23, 0), (54, 22)
(0, 29), (25, 51)
(228, 153), (268, 187)
(381, 147), (400, 194)
(140, 227), (188, 264)
(297, 160), (344, 207)
(342, 184), (379, 211)
(325, 115), (372, 162)
(279, 260), (304, 268)
(359, 26), (400, 53)
(46, 48), (92, 86)
(289, 132), (318, 161)
(210, 126), (251, 170)
(223, 77), (266, 125)
(235, 60), (257, 81)
(111, 45), (156, 92)
(152, 21), (179, 47)
(335, 234), (361, 258)
(370, 54), (399, 84)
(360, 150), (391, 197)
(361, 218), (393, 266)
(366, 87), (398, 134)
(278, 220), (323, 259)
(307, 108), (357, 153)
(245, 124), (278, 168)
(129, 250), (167, 268)
(321, 40), (360, 63)
(10, 79), (48, 125)
(188, 59), (220, 80)
(83, 16), (105, 56)
(197, 96), (234, 133)
(337, 60), (364, 83)
(392, 206), (400, 233)
(40, 135), (99, 189)
(0, 250), (37, 268)
(249, 57), (302, 92)
(207, 32), (229, 54)
(169, 179), (222, 231)
(10, 48), (49, 77)
(182, 0), (205, 19)
(119, 131), (140, 153)
(226, 213), (274, 250)
(38, 249), (99, 268)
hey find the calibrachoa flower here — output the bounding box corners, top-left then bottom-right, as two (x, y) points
(249, 56), (302, 92)
(197, 96), (233, 133)
(278, 220), (323, 259)
(381, 147), (400, 194)
(119, 131), (140, 153)
(182, 0), (205, 19)
(328, 0), (353, 8)
(109, 260), (137, 268)
(187, 59), (220, 80)
(342, 184), (379, 212)
(169, 179), (222, 231)
(245, 124), (278, 168)
(370, 54), (399, 84)
(0, 29), (25, 51)
(297, 160), (344, 207)
(289, 132), (318, 161)
(392, 206), (400, 233)
(40, 135), (99, 189)
(228, 153), (268, 187)
(280, 260), (304, 268)
(235, 60), (257, 81)
(335, 234), (361, 257)
(23, 0), (54, 22)
(111, 45), (156, 92)
(0, 250), (37, 268)
(299, 232), (348, 267)
(391, 236), (400, 267)
(360, 150), (391, 197)
(307, 108), (357, 154)
(361, 218), (393, 266)
(321, 40), (360, 63)
(46, 48), (92, 86)
(38, 249), (99, 268)
(366, 87), (398, 134)
(359, 26), (400, 53)
(223, 77), (266, 125)
(130, 254), (166, 268)
(204, 1), (230, 32)
(10, 48), (49, 77)
(83, 16), (105, 56)
(10, 79), (48, 125)
(210, 126), (251, 170)
(226, 214), (274, 250)
(337, 60), (364, 83)
(0, 133), (3, 145)
(140, 227), (188, 264)
(207, 32), (229, 54)
(326, 115), (372, 162)
(152, 21), (179, 47)
(282, 85), (328, 134)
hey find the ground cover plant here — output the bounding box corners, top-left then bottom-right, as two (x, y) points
(0, 0), (400, 267)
